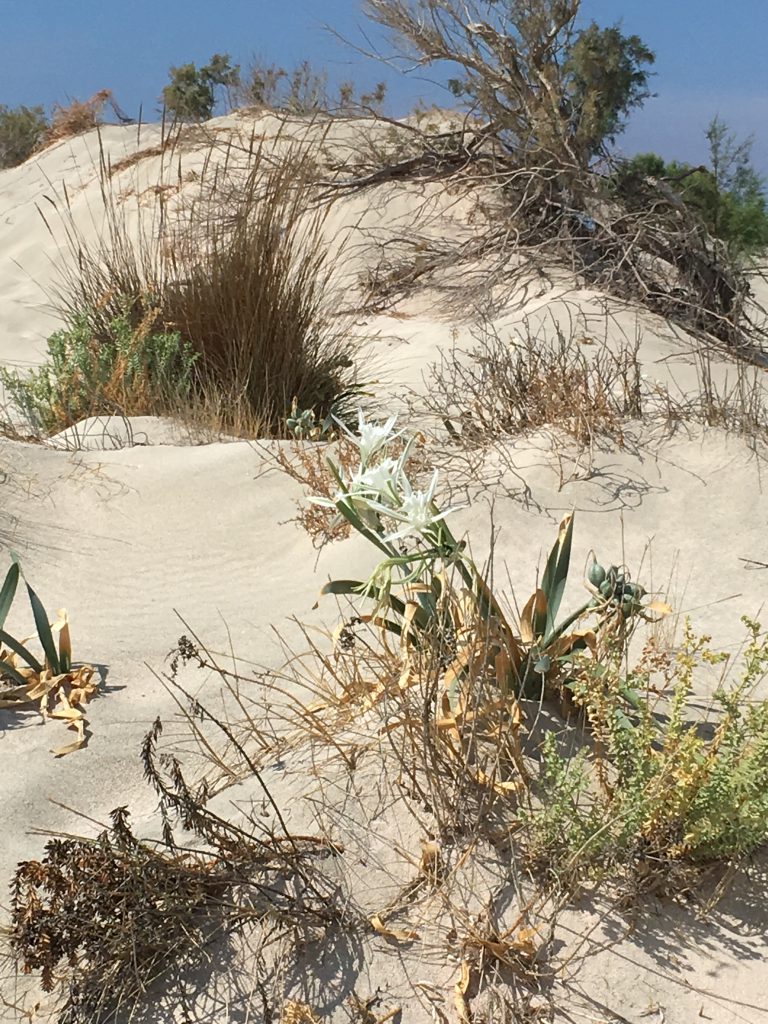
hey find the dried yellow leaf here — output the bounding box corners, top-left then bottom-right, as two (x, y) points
(646, 600), (673, 617)
(281, 1000), (323, 1024)
(419, 839), (440, 879)
(51, 717), (86, 758)
(454, 961), (472, 1024)
(521, 589), (547, 644)
(370, 914), (420, 943)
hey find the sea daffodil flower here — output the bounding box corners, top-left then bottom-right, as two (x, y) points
(340, 409), (402, 466)
(368, 470), (464, 543)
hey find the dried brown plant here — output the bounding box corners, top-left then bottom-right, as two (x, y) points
(39, 90), (113, 149)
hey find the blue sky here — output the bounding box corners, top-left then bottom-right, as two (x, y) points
(0, 0), (765, 173)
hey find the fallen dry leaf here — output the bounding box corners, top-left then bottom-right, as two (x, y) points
(281, 1000), (323, 1024)
(370, 914), (420, 943)
(419, 839), (441, 880)
(454, 961), (472, 1024)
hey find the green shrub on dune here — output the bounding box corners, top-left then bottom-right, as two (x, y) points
(1, 300), (198, 435)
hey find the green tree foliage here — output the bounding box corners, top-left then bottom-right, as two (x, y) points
(564, 22), (655, 156)
(0, 104), (49, 168)
(162, 53), (240, 121)
(617, 118), (768, 256)
(368, 0), (654, 166)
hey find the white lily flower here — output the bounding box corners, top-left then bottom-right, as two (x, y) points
(308, 456), (401, 507)
(341, 409), (402, 466)
(367, 470), (464, 543)
(348, 457), (402, 504)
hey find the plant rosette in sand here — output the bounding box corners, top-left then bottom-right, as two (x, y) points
(0, 561), (98, 756)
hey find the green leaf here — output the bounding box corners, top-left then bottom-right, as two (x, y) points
(541, 513), (574, 637)
(0, 563), (20, 630)
(26, 582), (61, 675)
(0, 629), (42, 673)
(319, 579), (408, 617)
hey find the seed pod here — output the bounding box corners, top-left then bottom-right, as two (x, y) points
(587, 561), (606, 587)
(599, 579), (614, 598)
(620, 598), (636, 618)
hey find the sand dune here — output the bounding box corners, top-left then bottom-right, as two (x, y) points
(1, 113), (767, 1024)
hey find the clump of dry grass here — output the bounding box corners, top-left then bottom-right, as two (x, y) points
(38, 91), (112, 150)
(427, 321), (642, 452)
(682, 348), (768, 451)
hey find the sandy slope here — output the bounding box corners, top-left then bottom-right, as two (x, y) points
(1, 114), (767, 1024)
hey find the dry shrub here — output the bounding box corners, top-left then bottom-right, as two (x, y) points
(39, 90), (112, 150)
(267, 435), (361, 546)
(426, 320), (642, 450)
(10, 715), (343, 1024)
(350, 2), (768, 362)
(39, 137), (358, 438)
(683, 349), (768, 450)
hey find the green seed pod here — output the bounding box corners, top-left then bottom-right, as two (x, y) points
(599, 579), (614, 598)
(587, 561), (607, 587)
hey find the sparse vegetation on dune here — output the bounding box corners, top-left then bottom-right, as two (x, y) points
(3, 137), (358, 439)
(3, 2), (768, 1021)
(8, 413), (768, 1020)
(238, 57), (387, 116)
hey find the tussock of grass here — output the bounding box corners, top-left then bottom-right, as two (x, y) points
(162, 154), (356, 436)
(13, 135), (358, 440)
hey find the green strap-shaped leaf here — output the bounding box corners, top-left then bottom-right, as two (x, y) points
(0, 563), (20, 630)
(541, 513), (574, 636)
(319, 579), (405, 612)
(0, 629), (43, 673)
(26, 582), (61, 675)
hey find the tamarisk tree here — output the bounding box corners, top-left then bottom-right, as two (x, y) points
(364, 0), (654, 168)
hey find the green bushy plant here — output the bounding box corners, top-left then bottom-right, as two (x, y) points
(615, 118), (768, 257)
(0, 104), (48, 168)
(162, 53), (240, 121)
(524, 617), (768, 884)
(1, 300), (199, 435)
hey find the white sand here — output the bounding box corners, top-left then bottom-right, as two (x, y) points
(1, 113), (767, 1024)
